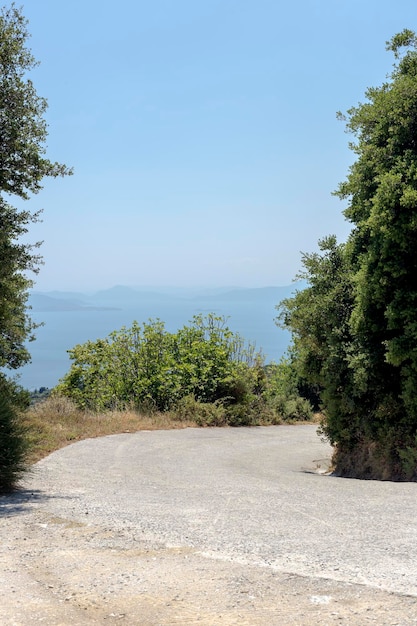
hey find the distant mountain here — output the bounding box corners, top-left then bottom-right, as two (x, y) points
(90, 285), (184, 306)
(93, 285), (142, 299)
(44, 290), (92, 301)
(130, 286), (241, 298)
(29, 284), (305, 312)
(28, 293), (119, 312)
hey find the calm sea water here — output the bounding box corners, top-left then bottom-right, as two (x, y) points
(19, 298), (291, 390)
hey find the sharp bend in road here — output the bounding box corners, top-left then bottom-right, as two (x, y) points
(26, 424), (417, 596)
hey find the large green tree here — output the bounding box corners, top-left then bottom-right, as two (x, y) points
(0, 4), (71, 390)
(279, 30), (417, 480)
(0, 4), (71, 490)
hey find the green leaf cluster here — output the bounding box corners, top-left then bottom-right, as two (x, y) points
(55, 314), (313, 424)
(0, 394), (28, 492)
(278, 31), (417, 480)
(0, 4), (71, 385)
(0, 4), (70, 490)
(55, 314), (258, 411)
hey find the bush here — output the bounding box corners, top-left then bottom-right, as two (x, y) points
(54, 315), (315, 428)
(225, 396), (280, 427)
(173, 395), (228, 427)
(0, 395), (29, 492)
(55, 314), (261, 413)
(269, 395), (313, 422)
(263, 360), (314, 422)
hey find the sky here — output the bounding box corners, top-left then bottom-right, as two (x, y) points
(16, 0), (417, 291)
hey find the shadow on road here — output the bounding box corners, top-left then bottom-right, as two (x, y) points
(0, 488), (51, 517)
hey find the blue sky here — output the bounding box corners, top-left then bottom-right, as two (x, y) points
(20, 0), (417, 291)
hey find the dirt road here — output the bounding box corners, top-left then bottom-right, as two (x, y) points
(1, 425), (417, 624)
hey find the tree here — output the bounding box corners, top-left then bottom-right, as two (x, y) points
(279, 30), (417, 480)
(0, 4), (71, 490)
(277, 236), (356, 442)
(0, 4), (71, 390)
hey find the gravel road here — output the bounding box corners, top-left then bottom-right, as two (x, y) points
(1, 424), (417, 625)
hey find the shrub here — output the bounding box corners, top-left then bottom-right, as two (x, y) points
(225, 396), (280, 427)
(270, 395), (313, 422)
(0, 395), (29, 492)
(173, 395), (228, 427)
(54, 314), (315, 428)
(55, 314), (261, 413)
(263, 359), (314, 421)
(0, 374), (30, 410)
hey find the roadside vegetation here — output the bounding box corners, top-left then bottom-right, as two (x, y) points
(54, 314), (313, 425)
(21, 327), (315, 465)
(0, 395), (29, 492)
(278, 30), (417, 481)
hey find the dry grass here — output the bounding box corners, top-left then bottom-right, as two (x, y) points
(23, 396), (318, 466)
(23, 396), (198, 464)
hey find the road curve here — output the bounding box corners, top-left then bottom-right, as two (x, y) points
(26, 424), (417, 594)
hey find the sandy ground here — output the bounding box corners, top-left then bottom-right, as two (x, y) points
(1, 425), (417, 625)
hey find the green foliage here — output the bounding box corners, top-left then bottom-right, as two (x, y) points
(173, 395), (228, 427)
(277, 237), (356, 438)
(0, 374), (30, 410)
(398, 435), (417, 481)
(0, 394), (28, 492)
(56, 314), (313, 425)
(0, 4), (70, 487)
(269, 395), (313, 422)
(56, 314), (259, 412)
(263, 359), (315, 422)
(279, 30), (417, 480)
(0, 4), (71, 378)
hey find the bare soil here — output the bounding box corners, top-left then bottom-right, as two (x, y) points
(1, 506), (417, 625)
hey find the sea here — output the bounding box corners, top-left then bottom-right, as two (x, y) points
(16, 287), (297, 391)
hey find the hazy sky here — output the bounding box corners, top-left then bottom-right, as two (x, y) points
(19, 0), (417, 291)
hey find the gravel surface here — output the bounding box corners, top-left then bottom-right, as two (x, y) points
(1, 424), (417, 624)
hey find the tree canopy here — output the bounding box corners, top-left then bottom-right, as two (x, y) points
(0, 4), (71, 394)
(278, 30), (417, 480)
(0, 4), (71, 491)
